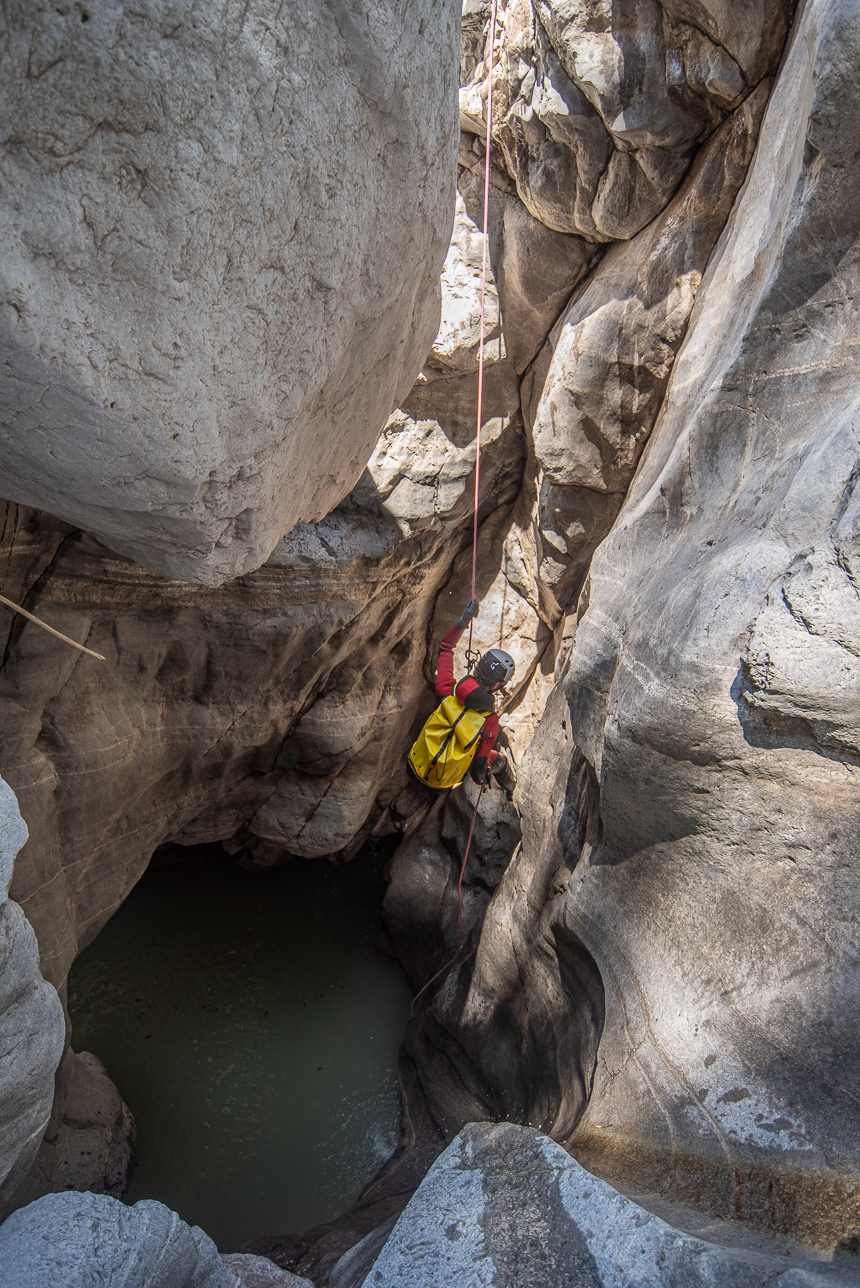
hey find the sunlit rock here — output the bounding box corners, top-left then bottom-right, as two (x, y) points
(0, 0), (459, 584)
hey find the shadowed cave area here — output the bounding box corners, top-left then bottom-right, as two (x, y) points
(67, 841), (412, 1251)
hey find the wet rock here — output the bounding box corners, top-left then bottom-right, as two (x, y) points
(363, 1122), (845, 1288)
(0, 1190), (239, 1288)
(0, 0), (460, 584)
(0, 776), (64, 1219)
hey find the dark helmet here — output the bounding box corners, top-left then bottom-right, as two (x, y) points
(475, 648), (515, 690)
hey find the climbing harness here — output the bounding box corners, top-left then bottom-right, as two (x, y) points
(409, 781), (486, 1019)
(410, 0), (499, 1017)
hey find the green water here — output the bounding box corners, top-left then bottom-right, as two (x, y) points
(67, 848), (412, 1252)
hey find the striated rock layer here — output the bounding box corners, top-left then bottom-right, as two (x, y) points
(0, 0), (460, 584)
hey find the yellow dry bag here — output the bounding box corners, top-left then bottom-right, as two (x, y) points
(408, 694), (488, 790)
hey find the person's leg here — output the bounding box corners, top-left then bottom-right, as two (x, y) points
(489, 750), (517, 797)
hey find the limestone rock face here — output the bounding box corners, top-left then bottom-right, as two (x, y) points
(462, 0), (789, 241)
(522, 80), (769, 620)
(0, 0), (459, 585)
(455, 150), (599, 376)
(362, 1123), (844, 1287)
(445, 0), (860, 1250)
(0, 777), (64, 1219)
(0, 1190), (241, 1288)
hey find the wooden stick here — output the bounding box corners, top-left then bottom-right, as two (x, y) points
(0, 592), (105, 661)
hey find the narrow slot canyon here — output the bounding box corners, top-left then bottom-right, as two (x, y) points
(2, 0), (860, 1285)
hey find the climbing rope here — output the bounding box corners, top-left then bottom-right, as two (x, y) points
(410, 4), (498, 1019)
(467, 0), (498, 672)
(409, 782), (486, 1019)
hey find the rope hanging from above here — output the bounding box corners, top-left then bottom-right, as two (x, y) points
(471, 0), (498, 603)
(411, 5), (500, 1020)
(467, 0), (499, 670)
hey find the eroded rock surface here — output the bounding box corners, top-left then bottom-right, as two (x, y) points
(0, 1190), (243, 1288)
(549, 0), (860, 1245)
(361, 1123), (849, 1287)
(462, 0), (789, 241)
(520, 78), (770, 620)
(404, 0), (860, 1253)
(0, 776), (64, 1220)
(0, 0), (459, 584)
(9, 1048), (137, 1215)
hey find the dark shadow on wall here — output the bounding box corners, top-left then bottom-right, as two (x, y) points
(383, 777), (606, 1154)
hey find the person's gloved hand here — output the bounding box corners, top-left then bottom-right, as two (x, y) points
(455, 599), (480, 630)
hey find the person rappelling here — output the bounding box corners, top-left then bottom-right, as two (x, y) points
(408, 598), (517, 796)
(407, 0), (516, 802)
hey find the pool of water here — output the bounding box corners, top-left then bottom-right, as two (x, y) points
(67, 845), (412, 1252)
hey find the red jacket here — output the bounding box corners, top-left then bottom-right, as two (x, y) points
(435, 623), (499, 763)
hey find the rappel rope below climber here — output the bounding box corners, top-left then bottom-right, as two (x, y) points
(410, 0), (502, 1019)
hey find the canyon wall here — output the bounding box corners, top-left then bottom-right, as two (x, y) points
(7, 0), (860, 1271)
(388, 0), (860, 1255)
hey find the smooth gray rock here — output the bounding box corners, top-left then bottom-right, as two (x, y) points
(522, 80), (769, 620)
(0, 0), (459, 584)
(0, 1190), (239, 1287)
(511, 0), (860, 1249)
(0, 774), (27, 900)
(362, 1123), (847, 1287)
(465, 0), (788, 241)
(0, 777), (64, 1216)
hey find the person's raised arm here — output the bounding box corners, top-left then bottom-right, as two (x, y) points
(435, 599), (479, 698)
